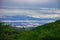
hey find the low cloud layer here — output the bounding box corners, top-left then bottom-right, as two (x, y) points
(0, 8), (60, 18)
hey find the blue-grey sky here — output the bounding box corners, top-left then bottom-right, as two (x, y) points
(0, 0), (60, 17)
(1, 0), (59, 8)
(0, 0), (60, 18)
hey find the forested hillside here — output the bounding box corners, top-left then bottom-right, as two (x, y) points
(0, 20), (60, 40)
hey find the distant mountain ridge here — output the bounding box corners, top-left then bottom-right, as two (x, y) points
(1, 15), (60, 21)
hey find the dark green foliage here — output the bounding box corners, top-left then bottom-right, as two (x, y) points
(0, 20), (60, 40)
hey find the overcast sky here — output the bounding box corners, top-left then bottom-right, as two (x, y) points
(0, 0), (59, 8)
(0, 0), (60, 18)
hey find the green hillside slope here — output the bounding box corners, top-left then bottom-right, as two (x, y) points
(32, 20), (60, 40)
(0, 20), (60, 40)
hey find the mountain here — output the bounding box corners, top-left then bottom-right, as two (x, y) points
(32, 20), (60, 31)
(31, 20), (60, 40)
(0, 20), (60, 40)
(1, 15), (60, 20)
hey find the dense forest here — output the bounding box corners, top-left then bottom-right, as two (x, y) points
(0, 20), (60, 40)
